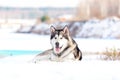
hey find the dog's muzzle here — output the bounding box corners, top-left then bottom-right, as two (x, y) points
(55, 42), (62, 53)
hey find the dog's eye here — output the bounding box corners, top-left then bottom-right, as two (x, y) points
(55, 37), (57, 39)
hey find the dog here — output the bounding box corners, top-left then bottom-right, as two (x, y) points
(33, 25), (82, 62)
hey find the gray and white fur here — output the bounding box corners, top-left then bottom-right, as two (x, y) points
(33, 25), (82, 62)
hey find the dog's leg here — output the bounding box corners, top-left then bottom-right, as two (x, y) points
(32, 49), (53, 63)
(60, 43), (76, 58)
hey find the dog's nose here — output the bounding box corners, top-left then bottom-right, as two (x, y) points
(55, 42), (59, 48)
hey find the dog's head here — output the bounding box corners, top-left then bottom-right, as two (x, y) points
(50, 25), (70, 55)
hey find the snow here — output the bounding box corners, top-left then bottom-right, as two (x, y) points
(16, 17), (120, 39)
(0, 21), (120, 80)
(0, 33), (120, 61)
(0, 33), (120, 80)
(0, 33), (51, 51)
(77, 17), (120, 38)
(0, 61), (120, 80)
(0, 33), (120, 53)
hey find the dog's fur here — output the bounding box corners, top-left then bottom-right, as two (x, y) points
(33, 25), (82, 62)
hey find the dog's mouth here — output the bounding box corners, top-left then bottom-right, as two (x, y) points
(55, 46), (62, 53)
(54, 42), (63, 53)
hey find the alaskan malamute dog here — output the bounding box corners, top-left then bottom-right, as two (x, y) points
(33, 25), (82, 62)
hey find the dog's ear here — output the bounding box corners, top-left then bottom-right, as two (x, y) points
(50, 26), (55, 33)
(63, 25), (69, 35)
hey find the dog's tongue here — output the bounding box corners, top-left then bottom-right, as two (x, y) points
(56, 48), (60, 52)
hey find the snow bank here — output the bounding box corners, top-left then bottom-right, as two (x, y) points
(17, 17), (120, 39)
(77, 17), (120, 38)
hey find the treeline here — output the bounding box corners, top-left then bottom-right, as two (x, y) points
(76, 0), (120, 20)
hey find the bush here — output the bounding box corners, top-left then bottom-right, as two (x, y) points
(100, 48), (120, 60)
(41, 15), (50, 22)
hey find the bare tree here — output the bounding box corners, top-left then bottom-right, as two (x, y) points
(76, 0), (120, 20)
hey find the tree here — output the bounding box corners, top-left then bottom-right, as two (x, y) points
(41, 15), (50, 22)
(76, 0), (120, 20)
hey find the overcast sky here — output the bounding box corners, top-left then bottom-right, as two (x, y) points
(0, 0), (80, 8)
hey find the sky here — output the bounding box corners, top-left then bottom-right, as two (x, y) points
(0, 0), (80, 8)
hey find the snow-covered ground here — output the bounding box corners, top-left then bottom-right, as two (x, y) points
(0, 33), (120, 80)
(0, 61), (120, 80)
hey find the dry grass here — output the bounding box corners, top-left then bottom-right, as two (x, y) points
(100, 48), (120, 60)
